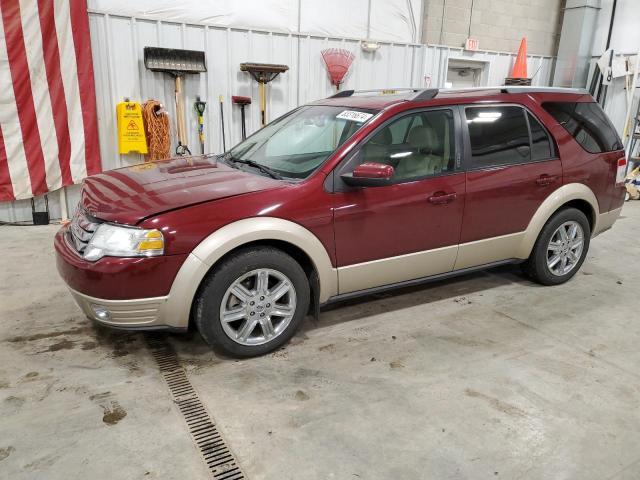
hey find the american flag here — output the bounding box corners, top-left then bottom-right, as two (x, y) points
(0, 0), (101, 202)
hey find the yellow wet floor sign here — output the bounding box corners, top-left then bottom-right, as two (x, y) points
(117, 101), (148, 154)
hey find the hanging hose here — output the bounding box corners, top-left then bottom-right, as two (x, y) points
(141, 100), (171, 162)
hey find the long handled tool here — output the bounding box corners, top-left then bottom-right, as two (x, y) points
(240, 63), (288, 126)
(194, 97), (206, 154)
(219, 95), (226, 152)
(232, 96), (251, 140)
(144, 47), (207, 155)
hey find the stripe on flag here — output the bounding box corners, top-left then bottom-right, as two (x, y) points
(0, 126), (13, 200)
(19, 0), (62, 193)
(1, 0), (48, 197)
(53, 0), (87, 183)
(38, 0), (73, 187)
(70, 0), (101, 176)
(0, 8), (31, 201)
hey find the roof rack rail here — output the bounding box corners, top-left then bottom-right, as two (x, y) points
(327, 86), (588, 102)
(329, 88), (425, 99)
(434, 86), (589, 95)
(500, 86), (589, 95)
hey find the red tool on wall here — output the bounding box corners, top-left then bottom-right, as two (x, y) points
(321, 48), (355, 91)
(232, 96), (251, 140)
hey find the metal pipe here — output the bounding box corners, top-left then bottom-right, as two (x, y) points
(597, 0), (617, 105)
(366, 0), (372, 38)
(605, 0), (617, 50)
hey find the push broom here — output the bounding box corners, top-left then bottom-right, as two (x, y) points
(240, 63), (288, 126)
(144, 47), (207, 155)
(321, 48), (355, 91)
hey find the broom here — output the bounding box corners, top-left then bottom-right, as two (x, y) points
(321, 48), (355, 91)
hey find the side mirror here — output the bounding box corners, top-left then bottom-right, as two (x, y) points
(341, 162), (395, 187)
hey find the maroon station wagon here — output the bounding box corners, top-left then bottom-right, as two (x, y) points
(55, 87), (627, 357)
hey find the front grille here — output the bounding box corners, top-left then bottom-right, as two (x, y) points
(68, 207), (101, 255)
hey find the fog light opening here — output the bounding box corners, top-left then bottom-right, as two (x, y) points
(91, 304), (111, 321)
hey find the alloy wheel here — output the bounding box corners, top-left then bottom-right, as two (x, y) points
(546, 220), (584, 276)
(219, 268), (297, 346)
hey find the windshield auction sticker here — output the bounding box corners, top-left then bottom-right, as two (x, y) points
(336, 110), (373, 123)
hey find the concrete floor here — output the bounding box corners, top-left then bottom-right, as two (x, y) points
(2, 203), (640, 480)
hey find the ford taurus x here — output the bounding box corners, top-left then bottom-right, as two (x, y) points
(55, 87), (627, 357)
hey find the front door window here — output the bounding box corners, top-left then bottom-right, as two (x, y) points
(348, 109), (457, 182)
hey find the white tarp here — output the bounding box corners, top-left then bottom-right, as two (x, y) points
(87, 0), (422, 43)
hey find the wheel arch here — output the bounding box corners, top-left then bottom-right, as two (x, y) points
(516, 183), (599, 258)
(162, 217), (338, 329)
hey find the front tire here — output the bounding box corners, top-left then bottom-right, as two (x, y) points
(194, 247), (310, 357)
(521, 207), (591, 286)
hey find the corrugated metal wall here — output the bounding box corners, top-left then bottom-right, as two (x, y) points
(88, 13), (426, 172)
(0, 11), (555, 223)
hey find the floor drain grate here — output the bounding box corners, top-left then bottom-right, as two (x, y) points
(146, 335), (246, 480)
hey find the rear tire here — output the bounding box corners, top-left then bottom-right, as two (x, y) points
(521, 208), (591, 286)
(194, 247), (310, 358)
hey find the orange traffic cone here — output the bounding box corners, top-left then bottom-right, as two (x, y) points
(510, 38), (528, 78)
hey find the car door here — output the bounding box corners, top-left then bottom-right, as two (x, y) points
(455, 104), (561, 269)
(330, 107), (466, 295)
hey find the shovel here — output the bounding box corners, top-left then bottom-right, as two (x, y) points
(144, 47), (207, 155)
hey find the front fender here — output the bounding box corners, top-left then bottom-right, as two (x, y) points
(162, 217), (338, 328)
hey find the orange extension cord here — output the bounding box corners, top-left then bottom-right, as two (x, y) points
(141, 100), (171, 162)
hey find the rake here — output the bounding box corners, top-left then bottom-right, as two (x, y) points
(321, 48), (355, 91)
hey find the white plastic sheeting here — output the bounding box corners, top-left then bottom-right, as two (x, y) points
(0, 12), (555, 222)
(88, 0), (423, 43)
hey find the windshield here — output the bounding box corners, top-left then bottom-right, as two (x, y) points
(227, 105), (377, 179)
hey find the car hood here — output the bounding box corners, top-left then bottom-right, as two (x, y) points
(80, 156), (283, 225)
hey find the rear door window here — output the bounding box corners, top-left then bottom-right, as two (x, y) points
(465, 106), (531, 169)
(542, 101), (623, 153)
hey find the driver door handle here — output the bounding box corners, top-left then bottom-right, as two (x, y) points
(428, 192), (457, 205)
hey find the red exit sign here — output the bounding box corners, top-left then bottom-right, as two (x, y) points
(465, 38), (479, 51)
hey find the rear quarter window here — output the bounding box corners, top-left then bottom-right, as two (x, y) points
(542, 101), (623, 153)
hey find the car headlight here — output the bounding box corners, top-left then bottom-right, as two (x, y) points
(83, 224), (164, 261)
